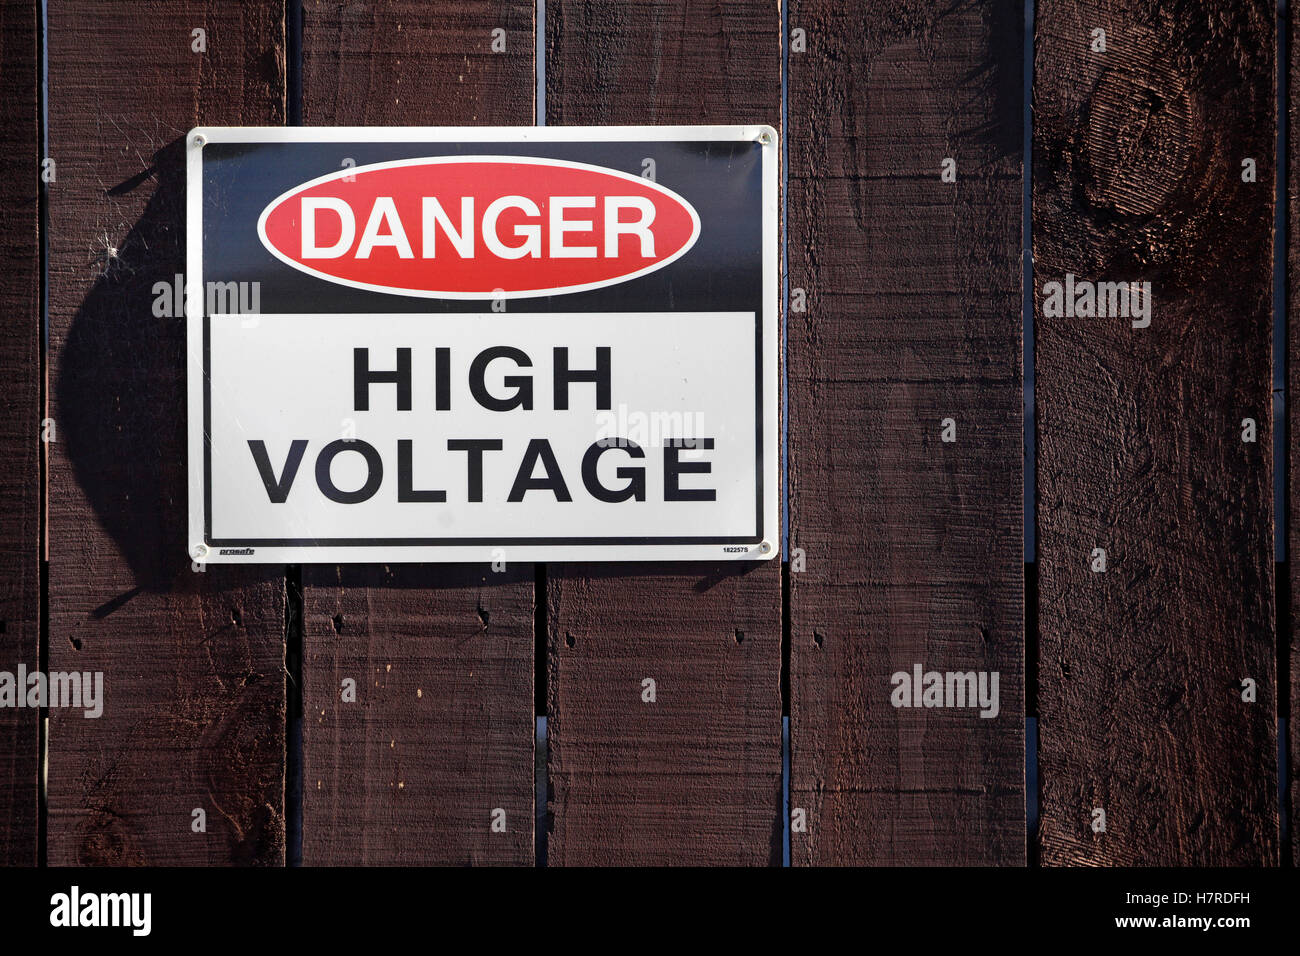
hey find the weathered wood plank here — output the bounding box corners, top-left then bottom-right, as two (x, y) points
(1035, 0), (1277, 865)
(786, 0), (1025, 865)
(0, 0), (40, 867)
(300, 0), (537, 866)
(1289, 0), (1300, 870)
(45, 0), (287, 865)
(545, 0), (782, 867)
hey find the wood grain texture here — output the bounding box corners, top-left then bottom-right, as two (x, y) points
(545, 0), (782, 867)
(547, 0), (777, 124)
(302, 0), (534, 126)
(300, 0), (537, 865)
(1035, 0), (1277, 865)
(45, 0), (286, 865)
(301, 567), (535, 865)
(1290, 0), (1299, 870)
(787, 0), (1025, 865)
(0, 0), (40, 867)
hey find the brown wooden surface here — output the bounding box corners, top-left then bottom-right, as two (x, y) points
(45, 0), (287, 865)
(1035, 0), (1277, 865)
(1290, 0), (1299, 870)
(786, 0), (1025, 865)
(0, 0), (40, 867)
(545, 0), (783, 867)
(300, 0), (537, 865)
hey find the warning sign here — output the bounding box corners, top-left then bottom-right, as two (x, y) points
(186, 127), (778, 563)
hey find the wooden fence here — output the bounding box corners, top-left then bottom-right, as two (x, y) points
(0, 0), (1294, 866)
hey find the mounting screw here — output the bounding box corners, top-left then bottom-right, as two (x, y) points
(758, 541), (773, 554)
(191, 543), (209, 560)
(192, 134), (206, 148)
(757, 129), (773, 146)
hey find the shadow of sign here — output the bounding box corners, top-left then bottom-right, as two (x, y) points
(53, 143), (286, 867)
(57, 138), (200, 601)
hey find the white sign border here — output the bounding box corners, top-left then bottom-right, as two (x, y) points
(186, 125), (779, 564)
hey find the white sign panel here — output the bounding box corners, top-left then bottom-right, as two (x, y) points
(187, 127), (778, 562)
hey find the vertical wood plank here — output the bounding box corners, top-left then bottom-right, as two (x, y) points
(787, 0), (1026, 865)
(1289, 0), (1299, 870)
(1035, 0), (1277, 865)
(545, 0), (782, 867)
(300, 0), (537, 866)
(45, 0), (287, 865)
(0, 0), (40, 867)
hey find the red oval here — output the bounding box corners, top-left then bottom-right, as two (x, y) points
(258, 157), (700, 299)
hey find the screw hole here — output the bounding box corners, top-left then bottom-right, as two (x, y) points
(734, 629), (745, 644)
(813, 632), (824, 648)
(332, 613), (345, 634)
(564, 631), (575, 648)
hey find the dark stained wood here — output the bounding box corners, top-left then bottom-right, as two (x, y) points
(787, 0), (1025, 865)
(1290, 0), (1300, 870)
(300, 0), (537, 865)
(45, 1), (287, 865)
(547, 0), (778, 125)
(545, 0), (782, 866)
(301, 567), (535, 864)
(302, 0), (534, 127)
(547, 568), (782, 866)
(0, 0), (40, 867)
(1035, 0), (1277, 864)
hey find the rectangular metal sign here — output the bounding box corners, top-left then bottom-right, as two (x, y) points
(186, 126), (778, 563)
